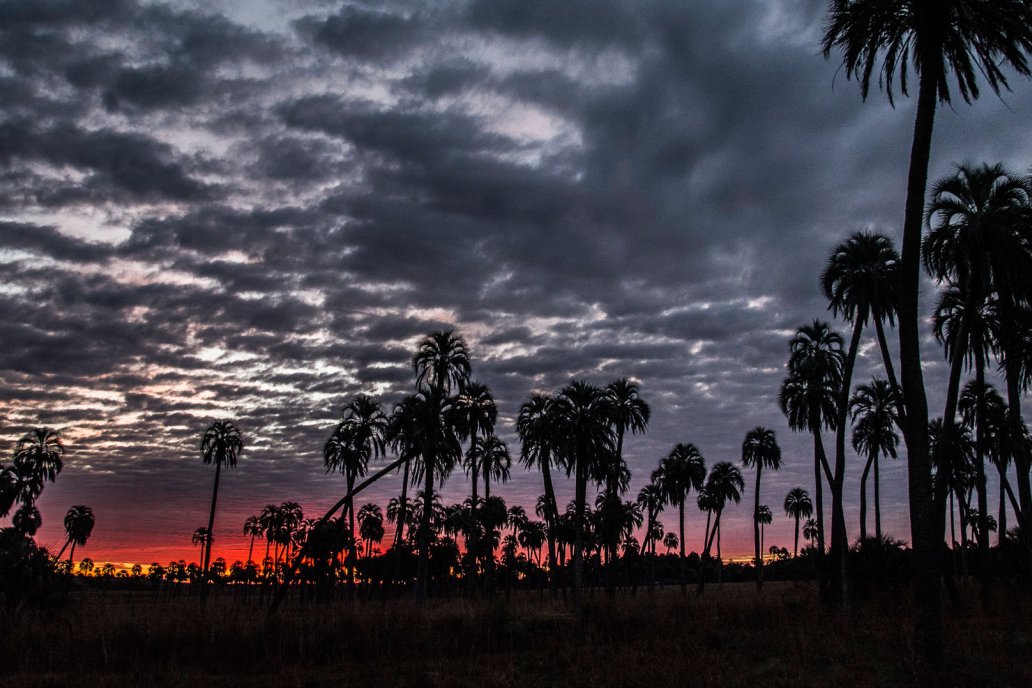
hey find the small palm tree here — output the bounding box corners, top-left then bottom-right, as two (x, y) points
(192, 527), (209, 567)
(243, 515), (263, 566)
(850, 379), (900, 541)
(652, 442), (707, 594)
(742, 427), (782, 591)
(58, 504), (95, 571)
(783, 488), (813, 558)
(516, 393), (564, 586)
(756, 505), (772, 559)
(803, 519), (819, 548)
(200, 420), (243, 575)
(663, 531), (678, 554)
(697, 461), (744, 595)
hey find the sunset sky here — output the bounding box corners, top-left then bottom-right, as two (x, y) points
(2, 0), (1031, 567)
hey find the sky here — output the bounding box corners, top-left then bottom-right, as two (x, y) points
(2, 0), (1032, 567)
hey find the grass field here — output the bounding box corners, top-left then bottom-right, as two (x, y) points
(4, 582), (1031, 688)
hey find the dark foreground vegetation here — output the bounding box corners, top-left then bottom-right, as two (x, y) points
(3, 583), (1031, 688)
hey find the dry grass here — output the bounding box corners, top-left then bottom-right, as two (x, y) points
(3, 582), (1031, 688)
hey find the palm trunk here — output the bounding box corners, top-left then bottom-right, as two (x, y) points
(247, 533), (255, 565)
(1000, 309), (1032, 571)
(872, 312), (906, 425)
(874, 450), (882, 541)
(572, 446), (587, 611)
(974, 345), (990, 605)
(347, 473), (357, 598)
(898, 67), (941, 667)
(203, 461), (222, 576)
(678, 498), (686, 594)
(468, 430), (479, 589)
(860, 450), (875, 541)
(794, 515), (800, 559)
(68, 541), (77, 572)
(416, 453), (434, 601)
(395, 459), (411, 548)
(697, 508), (719, 595)
(830, 313), (863, 607)
(539, 453), (560, 595)
(754, 464), (763, 591)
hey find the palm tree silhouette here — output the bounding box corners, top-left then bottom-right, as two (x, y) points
(779, 320), (843, 561)
(14, 427), (64, 485)
(358, 502), (385, 562)
(962, 382), (1023, 542)
(742, 427), (782, 591)
(455, 380), (496, 578)
(783, 488), (813, 558)
(823, 1), (1032, 664)
(926, 163), (1032, 577)
(12, 504), (41, 536)
(192, 527), (209, 567)
(551, 380), (615, 609)
(802, 519), (818, 549)
(850, 379), (900, 541)
(243, 515), (263, 566)
(200, 420), (243, 577)
(411, 330), (470, 600)
(652, 443), (706, 594)
(663, 531), (678, 555)
(697, 461), (744, 595)
(821, 231), (900, 605)
(756, 504), (772, 562)
(517, 393), (565, 590)
(56, 504), (95, 571)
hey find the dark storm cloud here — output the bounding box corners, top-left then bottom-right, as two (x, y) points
(2, 0), (1030, 561)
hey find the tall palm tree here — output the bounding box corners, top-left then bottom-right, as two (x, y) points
(926, 163), (1032, 574)
(192, 527), (209, 567)
(697, 461), (744, 595)
(742, 427), (782, 591)
(475, 434), (511, 501)
(779, 320), (844, 561)
(821, 231), (900, 605)
(783, 488), (813, 558)
(823, 0), (1032, 664)
(358, 503), (385, 560)
(517, 393), (564, 589)
(652, 443), (707, 593)
(551, 380), (615, 609)
(637, 481), (665, 592)
(454, 380), (496, 571)
(850, 379), (901, 541)
(57, 505), (95, 571)
(200, 420), (243, 575)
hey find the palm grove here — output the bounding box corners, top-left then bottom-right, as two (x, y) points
(2, 0), (1032, 674)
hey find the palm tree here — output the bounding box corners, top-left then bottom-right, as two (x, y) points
(850, 378), (901, 541)
(243, 515), (263, 566)
(551, 380), (615, 609)
(926, 163), (1032, 576)
(12, 504), (41, 536)
(966, 384), (1024, 541)
(200, 420), (243, 575)
(13, 427), (64, 486)
(652, 443), (707, 593)
(803, 518), (819, 549)
(517, 393), (564, 589)
(663, 531), (678, 555)
(779, 320), (844, 560)
(823, 0), (1032, 664)
(192, 527), (209, 566)
(358, 503), (385, 560)
(57, 505), (95, 570)
(697, 462), (744, 595)
(742, 427), (782, 591)
(821, 231), (901, 605)
(455, 380), (496, 572)
(637, 482), (665, 592)
(783, 488), (813, 558)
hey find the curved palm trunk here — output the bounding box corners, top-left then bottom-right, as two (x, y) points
(539, 454), (560, 595)
(416, 454), (434, 601)
(754, 464), (763, 591)
(697, 508), (719, 595)
(974, 345), (991, 606)
(812, 428), (830, 595)
(572, 450), (588, 612)
(874, 450), (882, 541)
(395, 459), (411, 548)
(1000, 309), (1032, 571)
(247, 533), (255, 566)
(203, 461), (222, 578)
(830, 314), (864, 607)
(68, 541), (77, 573)
(678, 498), (686, 594)
(872, 313), (906, 423)
(898, 67), (941, 667)
(860, 449), (876, 541)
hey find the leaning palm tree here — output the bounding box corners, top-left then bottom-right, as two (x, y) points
(697, 462), (744, 595)
(637, 481), (666, 592)
(56, 505), (95, 571)
(551, 380), (615, 609)
(652, 442), (707, 594)
(850, 379), (900, 541)
(200, 420), (243, 575)
(742, 427), (782, 591)
(783, 488), (813, 558)
(779, 320), (844, 562)
(823, 0), (1032, 665)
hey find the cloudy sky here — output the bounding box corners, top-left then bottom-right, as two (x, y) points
(3, 0), (1031, 566)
